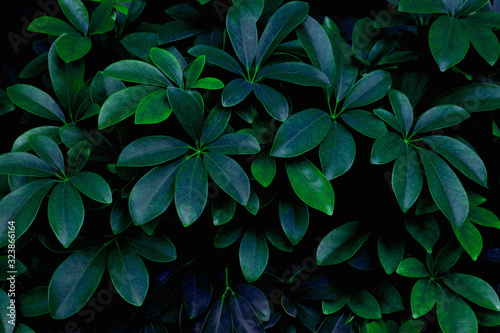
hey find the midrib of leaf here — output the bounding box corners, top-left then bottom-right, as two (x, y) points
(116, 243), (141, 303)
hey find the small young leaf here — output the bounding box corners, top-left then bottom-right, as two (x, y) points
(396, 258), (429, 278)
(134, 89), (172, 124)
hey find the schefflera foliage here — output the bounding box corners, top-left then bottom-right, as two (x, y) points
(1, 0), (500, 332)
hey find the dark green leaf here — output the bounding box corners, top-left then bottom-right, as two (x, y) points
(12, 127), (61, 153)
(48, 181), (84, 248)
(55, 34), (92, 63)
(110, 199), (132, 235)
(70, 171), (112, 204)
(421, 135), (487, 187)
(286, 157), (334, 215)
(411, 279), (436, 318)
(244, 189), (259, 215)
(126, 229), (177, 262)
(436, 286), (478, 333)
(188, 45), (244, 75)
(158, 20), (203, 45)
(233, 0), (264, 21)
(0, 290), (15, 333)
(108, 244), (149, 306)
(19, 53), (48, 79)
(329, 32), (358, 102)
(279, 198), (309, 246)
(221, 78), (253, 107)
(0, 152), (58, 178)
(182, 265), (212, 319)
(239, 230), (268, 283)
(0, 89), (14, 115)
(468, 205), (500, 228)
(443, 273), (500, 310)
(204, 152), (250, 205)
(27, 16), (78, 35)
(89, 0), (115, 35)
(251, 151), (276, 187)
(370, 132), (405, 164)
(150, 48), (184, 88)
(135, 89), (172, 124)
(317, 221), (370, 265)
(264, 225), (293, 252)
(461, 19), (500, 66)
(342, 70), (392, 111)
(7, 84), (66, 123)
(90, 71), (125, 105)
(205, 133), (260, 155)
(117, 136), (189, 167)
(257, 62), (330, 87)
(352, 18), (377, 62)
(433, 83), (500, 112)
(28, 135), (65, 174)
(175, 156), (208, 226)
(214, 223), (244, 248)
(433, 242), (463, 275)
(0, 179), (55, 247)
(168, 87), (204, 140)
(18, 286), (49, 317)
(201, 105), (231, 146)
(319, 121), (355, 180)
(270, 109), (331, 158)
(103, 60), (171, 87)
(322, 294), (348, 314)
(398, 0), (447, 13)
(429, 15), (469, 71)
(227, 5), (258, 70)
(476, 309), (500, 327)
(212, 194), (236, 226)
(120, 32), (158, 61)
(388, 89), (413, 134)
(253, 83), (289, 121)
(296, 302), (323, 331)
(453, 220), (483, 261)
(405, 216), (440, 254)
(392, 146), (424, 212)
(341, 110), (388, 138)
(396, 258), (429, 278)
(98, 85), (163, 129)
(48, 246), (106, 319)
(377, 236), (405, 274)
(255, 1), (309, 68)
(58, 0), (89, 35)
(347, 290), (382, 319)
(419, 149), (469, 228)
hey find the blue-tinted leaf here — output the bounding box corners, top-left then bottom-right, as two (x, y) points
(150, 48), (184, 88)
(28, 135), (65, 174)
(206, 133), (260, 155)
(7, 84), (66, 123)
(257, 62), (330, 87)
(392, 146), (424, 212)
(103, 60), (172, 87)
(342, 70), (392, 111)
(168, 87), (205, 140)
(319, 121), (355, 180)
(227, 5), (258, 70)
(221, 78), (253, 107)
(182, 265), (212, 319)
(279, 198), (309, 246)
(201, 106), (231, 146)
(70, 171), (112, 204)
(117, 136), (189, 167)
(413, 105), (470, 134)
(0, 152), (58, 178)
(189, 45), (244, 75)
(253, 83), (289, 121)
(239, 230), (268, 283)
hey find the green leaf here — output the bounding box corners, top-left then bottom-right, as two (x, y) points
(0, 179), (55, 247)
(200, 105), (231, 146)
(221, 79), (253, 107)
(212, 194), (236, 226)
(433, 83), (500, 112)
(388, 89), (413, 134)
(253, 83), (289, 121)
(214, 223), (244, 248)
(270, 109), (331, 158)
(443, 273), (500, 310)
(413, 105), (470, 134)
(185, 55), (206, 89)
(347, 290), (382, 319)
(18, 286), (49, 317)
(239, 230), (269, 283)
(58, 0), (89, 35)
(329, 32), (358, 102)
(255, 1), (309, 67)
(461, 19), (500, 66)
(12, 127), (61, 153)
(55, 34), (92, 63)
(190, 77), (225, 90)
(398, 0), (447, 13)
(117, 136), (189, 167)
(126, 229), (177, 262)
(227, 5), (258, 70)
(421, 135), (487, 187)
(279, 198), (309, 246)
(168, 87), (204, 140)
(103, 60), (172, 87)
(319, 121), (356, 180)
(19, 52), (48, 79)
(108, 244), (149, 306)
(392, 146), (424, 212)
(0, 89), (14, 115)
(0, 152), (58, 178)
(233, 0), (264, 21)
(429, 15), (469, 71)
(28, 135), (65, 175)
(373, 282), (404, 314)
(135, 89), (172, 124)
(468, 206), (500, 228)
(48, 181), (84, 248)
(7, 84), (66, 123)
(257, 62), (330, 87)
(405, 216), (440, 254)
(453, 220), (482, 261)
(317, 221), (370, 265)
(48, 246), (107, 319)
(251, 151), (276, 187)
(411, 279), (436, 318)
(296, 15), (336, 98)
(120, 32), (158, 61)
(98, 85), (163, 129)
(204, 152), (250, 205)
(322, 294), (348, 315)
(70, 171), (112, 204)
(377, 236), (405, 274)
(205, 133), (260, 155)
(175, 156), (208, 226)
(341, 110), (388, 138)
(110, 199), (132, 235)
(90, 71), (125, 105)
(89, 0), (115, 35)
(436, 286), (478, 333)
(150, 48), (184, 88)
(27, 16), (78, 35)
(352, 18), (377, 62)
(396, 258), (429, 278)
(286, 157), (334, 215)
(370, 132), (405, 165)
(433, 242), (463, 275)
(419, 149), (469, 228)
(188, 45), (244, 75)
(342, 70), (392, 111)
(158, 20), (203, 45)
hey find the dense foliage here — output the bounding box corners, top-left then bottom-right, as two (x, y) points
(1, 0), (500, 332)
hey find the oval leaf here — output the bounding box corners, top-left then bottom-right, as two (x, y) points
(117, 136), (189, 167)
(239, 230), (269, 283)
